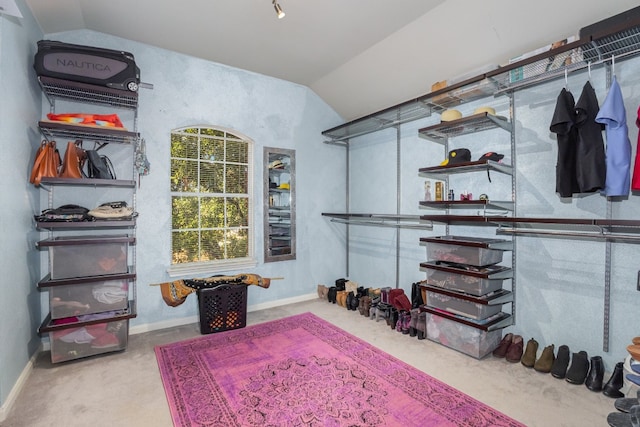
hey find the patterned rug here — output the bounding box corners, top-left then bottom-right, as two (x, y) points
(155, 312), (524, 427)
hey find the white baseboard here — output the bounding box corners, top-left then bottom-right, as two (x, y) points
(129, 292), (317, 335)
(0, 346), (40, 423)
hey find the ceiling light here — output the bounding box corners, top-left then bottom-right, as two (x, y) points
(273, 0), (285, 19)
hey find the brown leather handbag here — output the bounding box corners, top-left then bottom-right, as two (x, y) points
(29, 140), (61, 186)
(58, 140), (86, 179)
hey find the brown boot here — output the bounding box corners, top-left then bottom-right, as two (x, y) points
(336, 290), (347, 307)
(534, 344), (555, 373)
(521, 338), (539, 368)
(505, 335), (524, 363)
(492, 333), (513, 358)
(317, 284), (328, 299)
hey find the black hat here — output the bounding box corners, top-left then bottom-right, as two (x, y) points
(440, 148), (471, 166)
(478, 152), (504, 162)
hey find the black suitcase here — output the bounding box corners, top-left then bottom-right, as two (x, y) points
(34, 40), (140, 92)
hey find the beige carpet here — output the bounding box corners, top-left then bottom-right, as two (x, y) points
(3, 298), (620, 426)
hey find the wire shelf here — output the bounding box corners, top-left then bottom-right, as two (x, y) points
(38, 76), (138, 109)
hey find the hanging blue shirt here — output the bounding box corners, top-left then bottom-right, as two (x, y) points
(596, 76), (631, 197)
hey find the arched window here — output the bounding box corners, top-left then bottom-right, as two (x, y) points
(168, 126), (255, 275)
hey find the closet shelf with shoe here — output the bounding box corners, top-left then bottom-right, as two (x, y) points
(31, 40), (146, 363)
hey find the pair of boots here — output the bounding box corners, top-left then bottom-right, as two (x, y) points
(358, 296), (371, 316)
(492, 333), (524, 363)
(519, 338), (555, 372)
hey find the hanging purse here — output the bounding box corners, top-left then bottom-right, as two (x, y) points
(58, 140), (86, 179)
(29, 140), (61, 186)
(84, 150), (116, 179)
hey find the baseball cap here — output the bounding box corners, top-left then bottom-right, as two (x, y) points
(440, 148), (471, 166)
(477, 152), (504, 162)
(440, 109), (462, 122)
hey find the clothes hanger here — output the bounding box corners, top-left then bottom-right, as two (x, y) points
(611, 54), (616, 77)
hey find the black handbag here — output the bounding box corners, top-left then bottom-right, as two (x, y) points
(35, 204), (90, 222)
(85, 150), (116, 179)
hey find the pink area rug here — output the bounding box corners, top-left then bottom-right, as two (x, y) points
(155, 312), (524, 427)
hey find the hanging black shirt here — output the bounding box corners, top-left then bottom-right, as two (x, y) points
(574, 81), (606, 193)
(550, 88), (579, 197)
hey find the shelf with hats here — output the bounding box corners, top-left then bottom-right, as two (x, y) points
(417, 112), (512, 143)
(418, 159), (513, 178)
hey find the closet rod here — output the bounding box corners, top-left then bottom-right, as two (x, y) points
(329, 218), (432, 230)
(497, 227), (640, 243)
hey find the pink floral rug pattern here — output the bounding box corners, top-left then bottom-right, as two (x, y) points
(155, 312), (524, 426)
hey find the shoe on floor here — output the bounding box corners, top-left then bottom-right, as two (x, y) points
(534, 344), (555, 373)
(493, 333), (513, 358)
(551, 344), (570, 379)
(566, 351), (589, 385)
(616, 390), (640, 413)
(521, 338), (538, 368)
(505, 335), (524, 363)
(604, 362), (626, 399)
(607, 404), (640, 427)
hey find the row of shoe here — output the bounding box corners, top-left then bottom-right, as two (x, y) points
(317, 282), (427, 339)
(492, 333), (624, 398)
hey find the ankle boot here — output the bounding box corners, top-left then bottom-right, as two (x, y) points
(416, 312), (427, 340)
(603, 362), (625, 398)
(401, 311), (411, 334)
(346, 292), (354, 310)
(409, 308), (419, 337)
(505, 335), (524, 363)
(336, 290), (347, 307)
(521, 338), (538, 368)
(327, 287), (337, 303)
(351, 294), (360, 311)
(551, 345), (570, 379)
(359, 296), (370, 316)
(585, 355), (605, 392)
(389, 308), (399, 330)
(566, 351), (589, 385)
(396, 311), (404, 333)
(534, 344), (555, 373)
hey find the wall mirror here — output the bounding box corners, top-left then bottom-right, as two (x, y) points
(264, 147), (295, 262)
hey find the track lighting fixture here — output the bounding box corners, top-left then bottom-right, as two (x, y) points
(273, 0), (285, 19)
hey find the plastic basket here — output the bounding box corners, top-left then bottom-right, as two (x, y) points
(197, 284), (248, 334)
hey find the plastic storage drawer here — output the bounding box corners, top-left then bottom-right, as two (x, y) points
(421, 235), (512, 267)
(37, 235), (134, 279)
(420, 261), (512, 296)
(425, 310), (507, 359)
(46, 280), (130, 319)
(425, 287), (511, 320)
(39, 306), (135, 363)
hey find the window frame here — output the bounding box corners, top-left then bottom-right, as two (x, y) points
(167, 125), (256, 277)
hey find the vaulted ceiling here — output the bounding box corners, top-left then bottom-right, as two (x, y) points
(24, 0), (639, 122)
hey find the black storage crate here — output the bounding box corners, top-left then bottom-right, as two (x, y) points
(197, 284), (248, 334)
